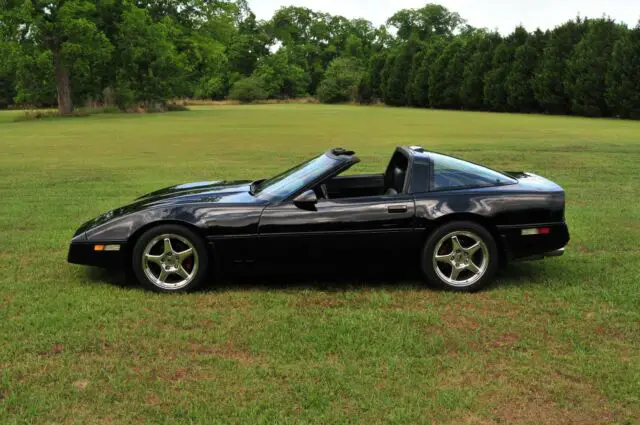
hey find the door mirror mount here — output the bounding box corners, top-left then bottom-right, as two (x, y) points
(293, 190), (318, 209)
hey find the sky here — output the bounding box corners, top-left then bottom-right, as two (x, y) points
(248, 0), (640, 34)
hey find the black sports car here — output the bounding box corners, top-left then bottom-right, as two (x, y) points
(68, 146), (569, 292)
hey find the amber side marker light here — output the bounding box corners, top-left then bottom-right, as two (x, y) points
(93, 244), (120, 252)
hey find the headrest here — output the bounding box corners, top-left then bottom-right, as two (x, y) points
(393, 167), (406, 192)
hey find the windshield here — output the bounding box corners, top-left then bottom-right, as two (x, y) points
(253, 154), (338, 200)
(431, 152), (517, 191)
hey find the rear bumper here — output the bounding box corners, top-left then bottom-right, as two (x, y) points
(544, 248), (565, 257)
(515, 247), (565, 262)
(498, 222), (570, 261)
(68, 242), (126, 269)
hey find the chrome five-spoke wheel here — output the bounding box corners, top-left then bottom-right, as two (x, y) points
(422, 221), (498, 292)
(142, 234), (199, 290)
(432, 231), (489, 287)
(131, 223), (211, 292)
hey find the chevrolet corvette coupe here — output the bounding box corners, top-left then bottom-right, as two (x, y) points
(68, 146), (569, 292)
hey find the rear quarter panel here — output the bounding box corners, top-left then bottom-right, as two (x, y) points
(414, 186), (565, 226)
(414, 179), (569, 259)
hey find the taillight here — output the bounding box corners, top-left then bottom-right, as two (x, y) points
(521, 227), (551, 236)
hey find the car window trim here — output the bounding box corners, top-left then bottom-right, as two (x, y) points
(426, 151), (517, 193)
(276, 157), (360, 204)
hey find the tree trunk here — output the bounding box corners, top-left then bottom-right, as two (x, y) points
(54, 51), (73, 115)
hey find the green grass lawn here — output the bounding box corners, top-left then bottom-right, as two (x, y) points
(1, 105), (639, 424)
(0, 110), (26, 124)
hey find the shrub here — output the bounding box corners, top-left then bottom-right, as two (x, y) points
(76, 105), (121, 115)
(228, 77), (268, 103)
(252, 50), (310, 99)
(14, 106), (123, 122)
(13, 110), (60, 122)
(317, 57), (363, 104)
(145, 102), (166, 113)
(166, 103), (190, 112)
(356, 78), (373, 104)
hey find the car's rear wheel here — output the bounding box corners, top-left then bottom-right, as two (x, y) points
(132, 224), (209, 292)
(421, 221), (498, 292)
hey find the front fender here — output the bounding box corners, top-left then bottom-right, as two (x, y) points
(82, 202), (265, 243)
(84, 206), (202, 242)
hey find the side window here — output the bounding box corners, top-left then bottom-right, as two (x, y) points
(431, 153), (517, 191)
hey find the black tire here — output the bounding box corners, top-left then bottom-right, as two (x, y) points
(132, 224), (210, 293)
(421, 221), (499, 292)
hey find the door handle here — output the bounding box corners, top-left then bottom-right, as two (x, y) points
(387, 205), (408, 213)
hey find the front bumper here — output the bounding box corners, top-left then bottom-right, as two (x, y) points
(68, 241), (126, 268)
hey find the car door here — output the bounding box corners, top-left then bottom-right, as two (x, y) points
(257, 194), (417, 265)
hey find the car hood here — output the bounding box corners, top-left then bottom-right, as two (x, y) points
(136, 180), (253, 201)
(74, 180), (256, 236)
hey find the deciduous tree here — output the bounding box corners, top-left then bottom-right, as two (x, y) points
(1, 0), (113, 114)
(387, 4), (465, 41)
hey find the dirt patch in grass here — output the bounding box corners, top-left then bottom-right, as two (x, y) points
(439, 361), (620, 425)
(490, 332), (520, 349)
(191, 294), (252, 312)
(168, 368), (189, 382)
(72, 379), (89, 391)
(0, 291), (17, 308)
(485, 366), (617, 424)
(188, 340), (264, 366)
(488, 394), (615, 425)
(38, 343), (64, 357)
(593, 325), (626, 339)
(289, 294), (346, 309)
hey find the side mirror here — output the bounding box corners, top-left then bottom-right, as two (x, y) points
(293, 190), (317, 209)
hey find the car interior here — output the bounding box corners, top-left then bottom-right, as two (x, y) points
(315, 151), (410, 200)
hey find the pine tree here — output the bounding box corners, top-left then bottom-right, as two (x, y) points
(384, 36), (421, 106)
(606, 26), (640, 119)
(429, 38), (466, 109)
(380, 52), (396, 104)
(533, 19), (588, 115)
(506, 29), (548, 112)
(566, 18), (622, 117)
(364, 52), (388, 100)
(411, 38), (446, 107)
(406, 48), (426, 106)
(460, 32), (501, 110)
(484, 27), (528, 111)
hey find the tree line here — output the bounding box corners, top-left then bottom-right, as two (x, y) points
(1, 2), (639, 119)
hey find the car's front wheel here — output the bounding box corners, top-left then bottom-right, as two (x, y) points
(421, 221), (498, 292)
(132, 224), (210, 292)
